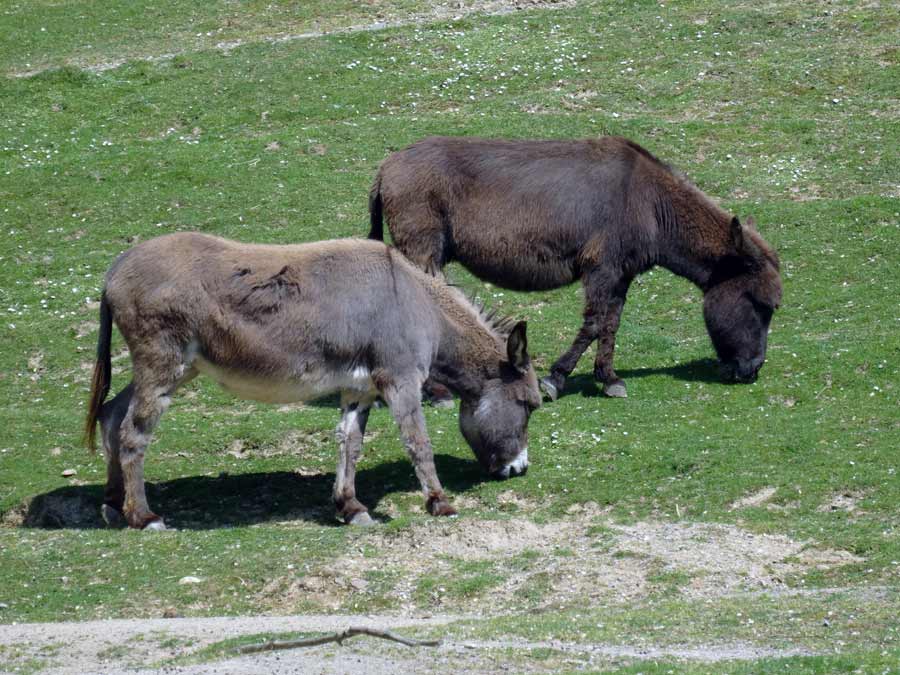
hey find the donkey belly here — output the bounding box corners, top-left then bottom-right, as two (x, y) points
(449, 212), (582, 291)
(458, 256), (576, 291)
(452, 241), (578, 291)
(193, 356), (376, 404)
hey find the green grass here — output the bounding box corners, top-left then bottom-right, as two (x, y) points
(0, 642), (63, 674)
(566, 653), (900, 675)
(1, 0), (436, 76)
(416, 558), (506, 605)
(446, 588), (900, 651)
(1, 0), (898, 670)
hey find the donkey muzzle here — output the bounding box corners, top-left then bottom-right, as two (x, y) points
(722, 357), (764, 384)
(491, 448), (529, 480)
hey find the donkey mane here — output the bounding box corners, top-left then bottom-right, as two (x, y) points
(431, 276), (517, 340)
(669, 178), (728, 225)
(620, 137), (677, 175)
(656, 158), (778, 268)
(646, 147), (777, 270)
(614, 137), (731, 242)
(672, 176), (781, 270)
(468, 293), (519, 338)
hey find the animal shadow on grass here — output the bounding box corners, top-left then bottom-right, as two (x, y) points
(556, 358), (722, 400)
(20, 455), (482, 530)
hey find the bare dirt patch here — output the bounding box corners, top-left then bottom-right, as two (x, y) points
(730, 485), (778, 510)
(613, 520), (862, 598)
(224, 429), (336, 460)
(27, 351), (46, 381)
(253, 508), (865, 614)
(817, 489), (869, 514)
(0, 614), (466, 675)
(73, 319), (99, 339)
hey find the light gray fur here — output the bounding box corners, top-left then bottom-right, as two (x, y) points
(85, 234), (540, 529)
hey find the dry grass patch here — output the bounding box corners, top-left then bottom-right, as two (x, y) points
(253, 510), (869, 614)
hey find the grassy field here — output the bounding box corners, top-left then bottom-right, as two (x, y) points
(1, 0), (898, 671)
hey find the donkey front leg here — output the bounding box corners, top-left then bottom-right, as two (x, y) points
(383, 383), (456, 517)
(542, 268), (630, 400)
(333, 394), (375, 526)
(591, 281), (629, 398)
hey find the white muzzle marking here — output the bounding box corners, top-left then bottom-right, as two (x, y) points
(497, 447), (529, 478)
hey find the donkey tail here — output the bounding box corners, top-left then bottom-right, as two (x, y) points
(83, 291), (113, 452)
(368, 172), (384, 241)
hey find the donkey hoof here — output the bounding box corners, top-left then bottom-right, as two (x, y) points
(143, 518), (167, 531)
(348, 511), (375, 527)
(101, 504), (127, 528)
(539, 377), (559, 402)
(427, 498), (458, 517)
(603, 381), (627, 398)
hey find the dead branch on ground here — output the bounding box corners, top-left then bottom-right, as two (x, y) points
(238, 626), (442, 654)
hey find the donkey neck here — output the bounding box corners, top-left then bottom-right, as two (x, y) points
(656, 183), (734, 292)
(658, 250), (715, 290)
(425, 284), (506, 399)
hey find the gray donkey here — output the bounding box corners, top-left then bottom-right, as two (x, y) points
(84, 233), (540, 530)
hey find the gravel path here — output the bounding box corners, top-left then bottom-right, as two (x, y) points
(0, 613), (461, 675)
(0, 612), (816, 674)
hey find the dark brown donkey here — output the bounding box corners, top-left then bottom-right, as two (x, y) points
(369, 136), (782, 400)
(84, 234), (540, 530)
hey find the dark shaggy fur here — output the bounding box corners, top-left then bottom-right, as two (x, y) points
(370, 135), (782, 398)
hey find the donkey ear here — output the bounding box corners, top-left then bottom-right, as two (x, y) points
(744, 215), (756, 229)
(733, 215), (762, 259)
(730, 216), (744, 250)
(506, 321), (529, 372)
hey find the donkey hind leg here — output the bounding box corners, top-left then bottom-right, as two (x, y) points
(542, 269), (631, 400)
(383, 380), (456, 517)
(389, 205), (448, 278)
(118, 357), (196, 530)
(333, 392), (376, 526)
(97, 382), (135, 528)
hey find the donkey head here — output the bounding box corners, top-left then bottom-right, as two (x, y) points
(459, 321), (542, 479)
(704, 217), (782, 383)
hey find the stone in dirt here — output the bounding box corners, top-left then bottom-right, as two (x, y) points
(178, 576), (204, 585)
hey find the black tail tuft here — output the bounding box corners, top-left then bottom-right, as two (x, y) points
(368, 173), (384, 241)
(83, 291), (112, 452)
